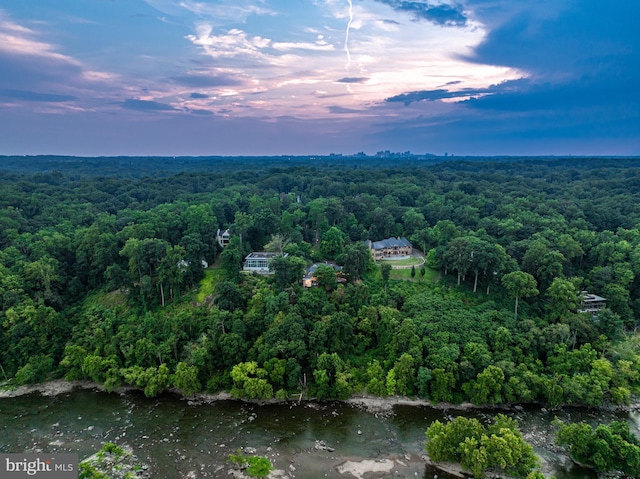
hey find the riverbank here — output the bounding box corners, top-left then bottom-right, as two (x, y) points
(3, 381), (634, 479)
(3, 378), (639, 413)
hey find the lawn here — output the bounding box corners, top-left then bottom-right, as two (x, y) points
(378, 256), (424, 267)
(390, 265), (439, 282)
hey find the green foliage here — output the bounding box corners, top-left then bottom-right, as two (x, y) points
(230, 361), (273, 399)
(555, 420), (640, 476)
(270, 254), (306, 289)
(195, 269), (221, 303)
(313, 352), (351, 399)
(101, 442), (124, 458)
(426, 414), (539, 478)
(380, 263), (392, 283)
(3, 156), (640, 408)
(228, 451), (274, 478)
(546, 278), (579, 320)
(314, 264), (338, 292)
(501, 272), (539, 320)
(79, 443), (143, 479)
(78, 462), (109, 479)
(366, 359), (387, 396)
(220, 236), (244, 283)
(12, 355), (55, 385)
(319, 227), (345, 260)
(338, 242), (373, 281)
(463, 365), (505, 405)
(174, 362), (201, 396)
(121, 364), (170, 398)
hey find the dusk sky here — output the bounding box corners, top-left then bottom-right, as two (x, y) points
(1, 0), (638, 156)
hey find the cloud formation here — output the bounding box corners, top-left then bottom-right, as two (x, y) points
(121, 99), (176, 111)
(388, 88), (479, 104)
(172, 72), (242, 88)
(374, 1), (467, 26)
(0, 89), (77, 102)
(0, 1), (637, 156)
(336, 77), (369, 84)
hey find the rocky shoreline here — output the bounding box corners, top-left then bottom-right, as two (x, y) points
(2, 379), (638, 413)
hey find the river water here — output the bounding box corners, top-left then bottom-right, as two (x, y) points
(1, 388), (637, 478)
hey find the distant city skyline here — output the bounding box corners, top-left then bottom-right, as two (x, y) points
(1, 1), (638, 157)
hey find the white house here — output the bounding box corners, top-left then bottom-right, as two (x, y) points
(242, 252), (286, 275)
(216, 229), (231, 248)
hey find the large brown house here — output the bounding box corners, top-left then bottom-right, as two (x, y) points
(365, 237), (413, 261)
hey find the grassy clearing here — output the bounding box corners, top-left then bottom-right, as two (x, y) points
(390, 265), (439, 282)
(378, 256), (424, 267)
(195, 269), (224, 303)
(82, 289), (129, 312)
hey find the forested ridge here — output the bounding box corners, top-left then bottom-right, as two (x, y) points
(1, 156), (640, 409)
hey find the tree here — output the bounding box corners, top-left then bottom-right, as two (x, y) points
(546, 277), (579, 320)
(220, 236), (244, 283)
(307, 198), (328, 245)
(555, 420), (640, 477)
(230, 361), (273, 399)
(338, 242), (373, 281)
(402, 207), (426, 235)
(501, 272), (539, 321)
(121, 364), (170, 398)
(443, 236), (473, 285)
(426, 415), (538, 479)
(319, 226), (345, 259)
(24, 256), (60, 299)
(263, 233), (290, 255)
(463, 365), (505, 405)
(270, 254), (306, 289)
(232, 211), (252, 246)
(366, 360), (387, 396)
(182, 203), (217, 260)
(214, 281), (246, 312)
(174, 362), (201, 396)
(313, 352), (351, 399)
(158, 244), (187, 304)
(389, 353), (416, 396)
(313, 264), (338, 292)
(595, 308), (624, 340)
(430, 368), (455, 403)
(381, 263), (392, 283)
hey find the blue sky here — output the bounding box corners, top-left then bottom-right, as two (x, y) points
(0, 0), (638, 156)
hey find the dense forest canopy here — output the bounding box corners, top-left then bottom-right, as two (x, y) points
(1, 155), (640, 409)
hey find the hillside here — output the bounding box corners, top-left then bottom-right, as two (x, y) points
(1, 156), (639, 408)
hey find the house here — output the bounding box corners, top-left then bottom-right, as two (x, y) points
(365, 237), (413, 261)
(242, 252), (286, 275)
(177, 259), (208, 270)
(302, 262), (344, 288)
(577, 291), (606, 314)
(216, 229), (231, 248)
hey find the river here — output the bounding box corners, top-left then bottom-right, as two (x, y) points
(1, 387), (638, 478)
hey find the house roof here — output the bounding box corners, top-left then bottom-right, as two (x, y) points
(581, 292), (606, 302)
(245, 252), (283, 260)
(369, 237), (412, 250)
(304, 262), (343, 277)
